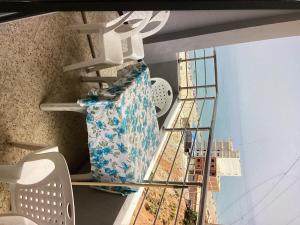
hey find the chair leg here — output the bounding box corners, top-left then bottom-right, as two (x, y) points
(85, 63), (116, 73)
(0, 165), (21, 184)
(63, 60), (95, 73)
(71, 173), (93, 181)
(34, 146), (59, 154)
(66, 24), (101, 34)
(63, 58), (113, 73)
(80, 76), (103, 83)
(10, 142), (48, 151)
(40, 103), (86, 113)
(80, 76), (118, 84)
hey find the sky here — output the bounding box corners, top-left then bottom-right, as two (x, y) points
(212, 36), (300, 225)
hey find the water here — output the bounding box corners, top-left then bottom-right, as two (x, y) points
(185, 48), (217, 142)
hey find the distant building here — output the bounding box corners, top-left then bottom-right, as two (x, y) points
(187, 185), (200, 212)
(188, 173), (220, 194)
(187, 139), (240, 224)
(193, 139), (238, 158)
(190, 139), (241, 178)
(188, 157), (220, 193)
(187, 139), (241, 200)
(187, 186), (219, 224)
(188, 174), (212, 212)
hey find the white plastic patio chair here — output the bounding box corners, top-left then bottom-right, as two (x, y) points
(0, 144), (75, 225)
(151, 77), (173, 118)
(123, 11), (170, 61)
(63, 11), (153, 73)
(0, 215), (38, 225)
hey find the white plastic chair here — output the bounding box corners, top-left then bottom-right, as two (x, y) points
(151, 77), (173, 118)
(63, 11), (153, 73)
(123, 11), (170, 61)
(0, 144), (75, 225)
(0, 215), (38, 225)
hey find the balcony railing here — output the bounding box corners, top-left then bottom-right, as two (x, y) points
(130, 48), (219, 225)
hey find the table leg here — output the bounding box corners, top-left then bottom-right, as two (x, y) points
(71, 173), (93, 181)
(80, 76), (118, 84)
(40, 103), (86, 113)
(80, 76), (104, 82)
(9, 143), (59, 154)
(63, 57), (119, 73)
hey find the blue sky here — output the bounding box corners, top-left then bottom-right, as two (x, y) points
(212, 36), (300, 225)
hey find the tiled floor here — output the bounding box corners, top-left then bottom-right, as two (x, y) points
(0, 11), (120, 213)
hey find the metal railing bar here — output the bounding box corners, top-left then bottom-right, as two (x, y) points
(197, 94), (218, 225)
(131, 131), (172, 225)
(142, 52), (195, 224)
(132, 60), (192, 224)
(151, 156), (175, 223)
(178, 55), (214, 62)
(185, 51), (189, 97)
(163, 127), (210, 132)
(144, 180), (202, 186)
(173, 99), (207, 225)
(153, 99), (197, 224)
(179, 84), (216, 90)
(150, 75), (192, 181)
(174, 50), (210, 225)
(132, 48), (218, 225)
(194, 50), (198, 98)
(72, 181), (200, 188)
(132, 98), (189, 225)
(151, 103), (188, 179)
(179, 97), (215, 101)
(197, 50), (218, 225)
(213, 49), (219, 95)
(160, 101), (196, 182)
(203, 49), (208, 100)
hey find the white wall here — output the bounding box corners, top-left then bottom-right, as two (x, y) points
(150, 10), (298, 37)
(144, 19), (300, 64)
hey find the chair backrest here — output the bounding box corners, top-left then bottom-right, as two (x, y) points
(105, 11), (153, 40)
(141, 11), (170, 39)
(0, 215), (38, 225)
(11, 152), (75, 225)
(124, 11), (170, 39)
(0, 146), (59, 184)
(151, 78), (173, 118)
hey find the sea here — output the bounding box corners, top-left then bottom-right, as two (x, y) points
(185, 48), (217, 143)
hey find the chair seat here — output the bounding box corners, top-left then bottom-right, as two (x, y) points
(151, 77), (173, 117)
(0, 145), (75, 225)
(13, 152), (75, 225)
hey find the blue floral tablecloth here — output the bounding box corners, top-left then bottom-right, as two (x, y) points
(78, 63), (160, 195)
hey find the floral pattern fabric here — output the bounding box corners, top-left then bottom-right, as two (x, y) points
(78, 63), (160, 195)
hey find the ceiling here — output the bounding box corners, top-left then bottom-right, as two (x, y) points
(156, 10), (300, 36)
